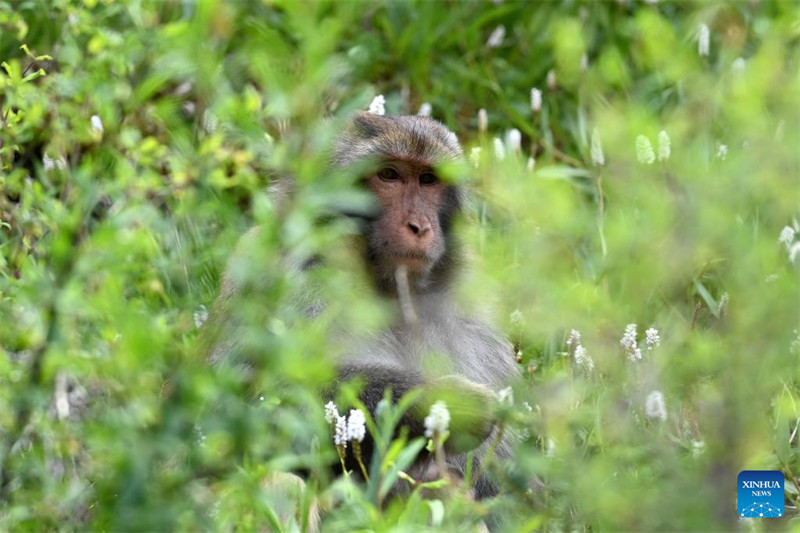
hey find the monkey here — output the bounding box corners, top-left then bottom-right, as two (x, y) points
(203, 111), (521, 508)
(326, 112), (520, 498)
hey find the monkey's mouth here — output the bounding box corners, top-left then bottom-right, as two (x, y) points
(387, 250), (430, 261)
(369, 238), (443, 272)
(383, 249), (436, 271)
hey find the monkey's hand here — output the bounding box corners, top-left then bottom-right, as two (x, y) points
(421, 375), (498, 454)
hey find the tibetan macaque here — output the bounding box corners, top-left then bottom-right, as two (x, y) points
(205, 112), (520, 501)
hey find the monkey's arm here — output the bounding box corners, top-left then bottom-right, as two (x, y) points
(335, 361), (497, 455)
(336, 361), (427, 434)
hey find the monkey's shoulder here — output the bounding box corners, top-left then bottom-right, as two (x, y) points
(445, 316), (518, 363)
(443, 315), (511, 349)
(413, 314), (520, 385)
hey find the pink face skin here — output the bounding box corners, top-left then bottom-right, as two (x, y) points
(365, 159), (447, 278)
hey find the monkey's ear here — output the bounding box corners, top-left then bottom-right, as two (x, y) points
(350, 111), (391, 138)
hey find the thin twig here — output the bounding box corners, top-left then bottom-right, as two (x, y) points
(470, 423), (505, 489)
(353, 441), (370, 481)
(548, 146), (583, 168)
(433, 433), (450, 486)
(20, 60), (35, 78)
(596, 173), (607, 257)
(394, 265), (418, 326)
(690, 300), (702, 330)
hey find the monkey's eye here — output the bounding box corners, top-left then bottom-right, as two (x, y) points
(377, 167), (401, 182)
(419, 172), (439, 185)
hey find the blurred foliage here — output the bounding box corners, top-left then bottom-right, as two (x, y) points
(1, 0), (799, 531)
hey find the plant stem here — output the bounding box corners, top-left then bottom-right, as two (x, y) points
(353, 441), (370, 481)
(470, 423), (505, 489)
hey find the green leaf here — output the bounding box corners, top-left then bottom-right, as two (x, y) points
(21, 68), (45, 83)
(425, 499), (445, 526)
(693, 278), (718, 318)
(378, 437), (426, 501)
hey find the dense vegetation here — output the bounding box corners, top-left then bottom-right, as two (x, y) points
(1, 1), (798, 531)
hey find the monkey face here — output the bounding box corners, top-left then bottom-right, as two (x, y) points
(333, 112), (464, 293)
(364, 159), (448, 279)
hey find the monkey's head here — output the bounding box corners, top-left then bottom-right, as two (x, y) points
(333, 112), (465, 295)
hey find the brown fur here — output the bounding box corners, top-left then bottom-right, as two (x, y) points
(332, 112), (463, 169)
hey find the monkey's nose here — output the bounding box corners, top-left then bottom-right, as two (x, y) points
(407, 221), (432, 237)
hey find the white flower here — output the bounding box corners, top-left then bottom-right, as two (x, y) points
(174, 81), (192, 96)
(478, 108), (488, 132)
(632, 346), (642, 361)
(324, 401), (339, 425)
(732, 57), (746, 76)
(635, 135), (655, 165)
(334, 415), (348, 447)
(657, 130), (671, 161)
(506, 128), (521, 153)
(547, 69), (557, 90)
(590, 127), (605, 166)
(530, 88), (542, 112)
(698, 23), (710, 57)
(718, 292), (729, 315)
(645, 327), (660, 350)
(193, 304), (208, 328)
(779, 226), (796, 249)
(493, 137), (506, 160)
(497, 387), (514, 405)
(90, 114), (104, 134)
(368, 94), (385, 115)
(522, 401), (533, 412)
(346, 409), (366, 442)
(486, 25), (505, 48)
(545, 438), (557, 457)
(510, 309), (524, 326)
(691, 440), (706, 458)
(526, 156), (536, 173)
(43, 154), (55, 172)
(470, 147), (482, 168)
(202, 109), (218, 133)
(621, 323), (642, 361)
(620, 323), (637, 349)
(574, 344), (595, 372)
(790, 242), (800, 263)
(424, 401), (450, 438)
(717, 143), (728, 160)
(417, 102), (432, 117)
(645, 390), (667, 421)
(566, 329), (581, 351)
